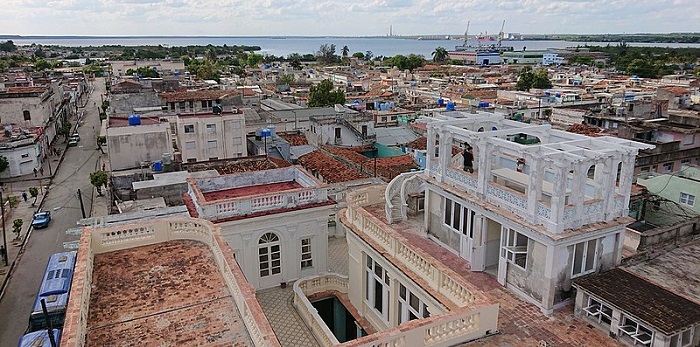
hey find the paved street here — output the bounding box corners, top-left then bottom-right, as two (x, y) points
(0, 78), (106, 346)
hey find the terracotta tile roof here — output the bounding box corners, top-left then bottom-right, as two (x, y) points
(160, 89), (239, 102)
(404, 136), (427, 150)
(660, 86), (690, 96)
(323, 146), (371, 166)
(281, 133), (309, 146)
(573, 268), (700, 335)
(298, 150), (369, 183)
(185, 156), (289, 175)
(87, 240), (252, 346)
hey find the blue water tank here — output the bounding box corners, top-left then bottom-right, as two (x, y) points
(374, 101), (380, 110)
(446, 102), (456, 111)
(153, 161), (163, 172)
(128, 114), (141, 126)
(545, 91), (551, 96)
(411, 82), (417, 86)
(261, 128), (271, 138)
(555, 93), (561, 97)
(354, 99), (360, 104)
(347, 82), (352, 87)
(458, 88), (464, 92)
(308, 69), (314, 74)
(437, 98), (445, 106)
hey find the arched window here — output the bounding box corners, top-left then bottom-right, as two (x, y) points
(258, 232), (281, 277)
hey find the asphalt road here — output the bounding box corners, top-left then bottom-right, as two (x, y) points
(0, 78), (106, 346)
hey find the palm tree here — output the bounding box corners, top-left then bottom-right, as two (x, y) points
(432, 46), (448, 63)
(342, 45), (349, 58)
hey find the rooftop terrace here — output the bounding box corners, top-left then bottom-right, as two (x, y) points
(87, 240), (253, 346)
(343, 186), (623, 346)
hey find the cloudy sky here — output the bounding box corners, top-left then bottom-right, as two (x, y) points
(1, 0), (698, 36)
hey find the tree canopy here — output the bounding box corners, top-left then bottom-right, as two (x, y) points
(516, 68), (553, 91)
(126, 66), (160, 78)
(432, 47), (448, 63)
(0, 40), (17, 52)
(308, 79), (345, 107)
(385, 54), (425, 72)
(316, 44), (339, 65)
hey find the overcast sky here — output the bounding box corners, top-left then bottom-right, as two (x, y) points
(1, 0), (698, 36)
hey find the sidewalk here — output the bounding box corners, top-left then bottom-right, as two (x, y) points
(0, 190), (46, 293)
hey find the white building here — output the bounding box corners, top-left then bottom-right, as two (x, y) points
(106, 116), (173, 171)
(186, 166), (336, 290)
(176, 110), (246, 163)
(377, 111), (652, 313)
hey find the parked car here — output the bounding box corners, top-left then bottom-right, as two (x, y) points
(67, 137), (79, 147)
(31, 211), (52, 229)
(69, 133), (80, 142)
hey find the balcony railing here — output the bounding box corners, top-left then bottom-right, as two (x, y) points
(201, 187), (329, 221)
(60, 218), (281, 347)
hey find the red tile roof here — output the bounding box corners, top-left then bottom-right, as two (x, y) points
(404, 136), (427, 150)
(298, 150), (369, 183)
(6, 86), (47, 94)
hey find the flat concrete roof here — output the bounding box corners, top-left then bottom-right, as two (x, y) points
(86, 240), (253, 346)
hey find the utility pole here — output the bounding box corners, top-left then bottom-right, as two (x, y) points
(40, 299), (58, 347)
(77, 189), (86, 219)
(1, 190), (7, 266)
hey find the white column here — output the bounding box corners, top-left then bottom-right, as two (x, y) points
(476, 142), (493, 197)
(426, 125), (437, 176)
(572, 161), (588, 226)
(549, 164), (569, 229)
(526, 155), (543, 221)
(619, 154), (636, 210)
(438, 130), (452, 183)
(601, 157), (618, 220)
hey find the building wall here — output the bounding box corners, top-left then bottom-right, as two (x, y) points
(111, 91), (161, 114)
(176, 114), (246, 162)
(219, 207), (331, 290)
(0, 141), (41, 178)
(637, 172), (700, 215)
(107, 123), (172, 170)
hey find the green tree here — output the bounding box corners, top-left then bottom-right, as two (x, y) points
(365, 50), (374, 61)
(247, 53), (264, 67)
(12, 219), (23, 240)
(308, 79), (345, 107)
(432, 46), (448, 63)
(342, 45), (349, 58)
(28, 187), (38, 206)
(316, 44), (338, 64)
(126, 66), (160, 78)
(34, 59), (52, 71)
(90, 170), (109, 196)
(0, 156), (8, 174)
(279, 74), (295, 85)
(0, 40), (17, 52)
(57, 122), (72, 141)
(531, 68), (553, 89)
(352, 52), (365, 59)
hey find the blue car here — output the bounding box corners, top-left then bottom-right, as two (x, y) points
(31, 211), (52, 229)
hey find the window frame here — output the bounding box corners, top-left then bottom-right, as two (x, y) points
(443, 198), (472, 237)
(680, 192), (695, 206)
(501, 228), (528, 270)
(397, 282), (429, 324)
(258, 233), (281, 278)
(183, 124), (195, 133)
(300, 238), (313, 269)
(571, 239), (599, 278)
(670, 328), (693, 347)
(206, 123), (217, 134)
(583, 296), (612, 326)
(619, 316), (654, 347)
(207, 140), (218, 149)
(184, 141), (196, 150)
(365, 254), (390, 322)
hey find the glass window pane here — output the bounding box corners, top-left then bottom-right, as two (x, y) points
(400, 284), (406, 299)
(409, 293), (420, 311)
(444, 199), (452, 225)
(271, 245), (280, 252)
(272, 268), (281, 275)
(585, 240), (597, 271)
(375, 263), (383, 277)
(573, 243), (584, 273)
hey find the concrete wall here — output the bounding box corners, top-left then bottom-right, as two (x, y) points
(219, 207), (332, 290)
(0, 141), (41, 178)
(110, 91), (161, 114)
(176, 113), (246, 162)
(107, 123), (172, 171)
